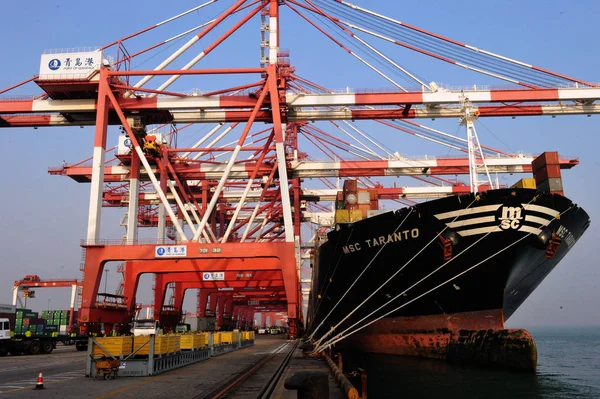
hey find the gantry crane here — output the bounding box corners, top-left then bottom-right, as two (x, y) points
(13, 275), (80, 334)
(0, 0), (596, 337)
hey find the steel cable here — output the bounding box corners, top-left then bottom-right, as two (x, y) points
(311, 0), (586, 88)
(309, 207), (415, 340)
(312, 196), (479, 346)
(315, 200), (571, 352)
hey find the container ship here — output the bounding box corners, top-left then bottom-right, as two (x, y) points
(307, 153), (590, 371)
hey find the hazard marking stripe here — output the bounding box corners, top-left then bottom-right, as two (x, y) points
(436, 203), (560, 222)
(456, 225), (543, 237)
(446, 216), (496, 228)
(522, 203), (559, 218)
(456, 226), (502, 236)
(519, 226), (543, 235)
(434, 204), (501, 220)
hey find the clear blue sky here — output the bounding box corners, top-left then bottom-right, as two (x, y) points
(0, 0), (598, 326)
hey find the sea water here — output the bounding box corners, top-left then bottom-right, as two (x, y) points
(348, 326), (600, 398)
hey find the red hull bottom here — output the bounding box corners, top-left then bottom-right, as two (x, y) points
(341, 310), (537, 372)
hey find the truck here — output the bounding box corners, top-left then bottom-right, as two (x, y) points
(131, 319), (161, 336)
(0, 317), (58, 356)
(0, 304), (87, 356)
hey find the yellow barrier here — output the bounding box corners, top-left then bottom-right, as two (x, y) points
(167, 335), (180, 353)
(132, 335), (180, 355)
(95, 331), (253, 358)
(220, 332), (233, 343)
(179, 335), (196, 350)
(180, 333), (210, 350)
(132, 336), (151, 355)
(198, 333), (209, 347)
(93, 337), (133, 357)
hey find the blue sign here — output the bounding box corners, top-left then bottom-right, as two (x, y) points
(202, 272), (225, 281)
(155, 245), (187, 258)
(48, 59), (61, 71)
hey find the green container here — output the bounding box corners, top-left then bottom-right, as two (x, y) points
(45, 325), (58, 333)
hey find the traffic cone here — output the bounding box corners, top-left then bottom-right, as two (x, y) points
(34, 371), (45, 390)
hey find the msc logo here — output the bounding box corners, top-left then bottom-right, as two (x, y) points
(48, 59), (61, 71)
(498, 206), (524, 230)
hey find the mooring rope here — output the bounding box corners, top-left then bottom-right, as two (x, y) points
(314, 204), (571, 352)
(312, 196), (479, 345)
(307, 228), (356, 332)
(309, 207), (415, 340)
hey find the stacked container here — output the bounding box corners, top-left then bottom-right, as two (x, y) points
(13, 309), (44, 335)
(42, 310), (76, 335)
(532, 151), (563, 196)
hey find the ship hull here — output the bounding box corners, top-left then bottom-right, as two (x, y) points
(307, 189), (590, 370)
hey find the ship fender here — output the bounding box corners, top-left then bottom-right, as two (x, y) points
(441, 229), (460, 246)
(438, 229), (460, 260)
(532, 227), (553, 249)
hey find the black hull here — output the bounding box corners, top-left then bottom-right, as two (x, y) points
(308, 189), (590, 342)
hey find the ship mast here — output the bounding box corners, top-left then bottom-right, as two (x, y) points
(460, 96), (494, 192)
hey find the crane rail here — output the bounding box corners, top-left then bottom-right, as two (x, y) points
(194, 339), (298, 399)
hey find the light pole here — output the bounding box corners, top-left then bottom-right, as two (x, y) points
(104, 269), (109, 293)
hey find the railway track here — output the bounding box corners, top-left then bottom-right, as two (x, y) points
(195, 339), (299, 399)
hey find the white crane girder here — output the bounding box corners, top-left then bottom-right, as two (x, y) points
(3, 103), (599, 128)
(70, 155), (555, 183)
(2, 87), (600, 115)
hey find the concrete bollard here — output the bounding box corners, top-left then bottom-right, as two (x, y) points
(284, 371), (329, 399)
